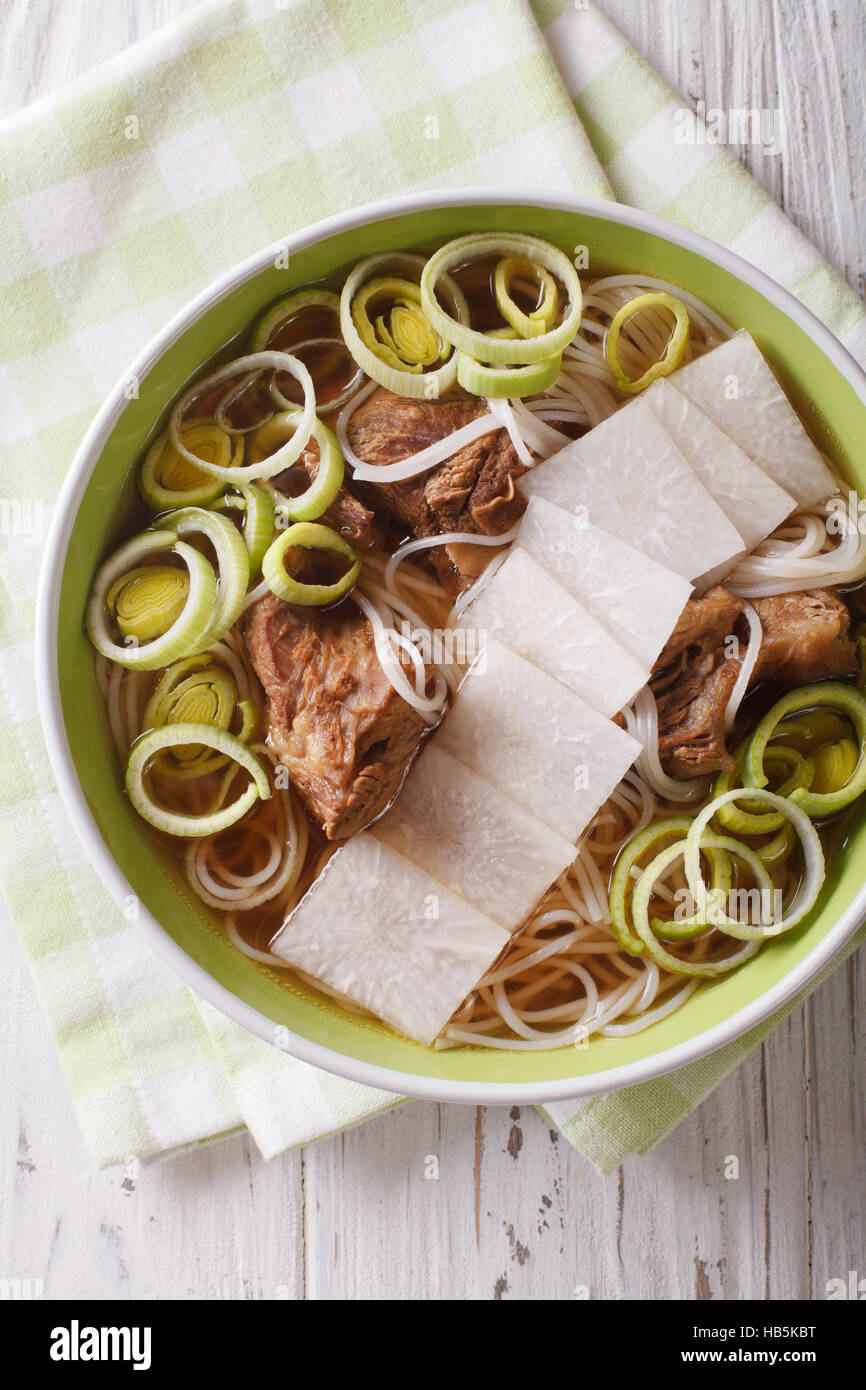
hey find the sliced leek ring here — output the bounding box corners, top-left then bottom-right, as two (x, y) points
(684, 788), (825, 940)
(219, 483), (277, 578)
(143, 654), (257, 781)
(126, 723), (270, 836)
(494, 256), (559, 339)
(420, 233), (582, 366)
(812, 738), (859, 794)
(139, 418), (238, 511)
(252, 411), (345, 523)
(659, 833), (775, 942)
(631, 839), (761, 976)
(456, 349), (562, 399)
(606, 291), (690, 394)
(168, 351), (316, 483)
(106, 565), (189, 643)
(352, 276), (443, 373)
(741, 682), (866, 818)
(609, 816), (694, 955)
(262, 522), (360, 606)
(340, 252), (470, 399)
(249, 289), (341, 352)
(156, 506), (250, 648)
(86, 531), (217, 671)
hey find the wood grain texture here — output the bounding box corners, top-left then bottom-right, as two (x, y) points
(1, 0), (864, 1301)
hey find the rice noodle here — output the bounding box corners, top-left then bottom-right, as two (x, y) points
(508, 398), (570, 456)
(580, 274), (733, 340)
(623, 686), (710, 803)
(449, 547), (511, 625)
(352, 587), (448, 723)
(486, 396), (534, 468)
(337, 382), (500, 483)
(443, 776), (693, 1049)
(727, 496), (866, 596)
(186, 751), (309, 912)
(384, 523), (520, 590)
(724, 601), (762, 731)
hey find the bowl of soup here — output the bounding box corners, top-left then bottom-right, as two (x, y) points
(35, 190), (866, 1103)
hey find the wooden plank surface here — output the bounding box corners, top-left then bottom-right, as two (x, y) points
(1, 0), (864, 1300)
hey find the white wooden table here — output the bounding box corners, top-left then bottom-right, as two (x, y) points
(2, 0), (864, 1301)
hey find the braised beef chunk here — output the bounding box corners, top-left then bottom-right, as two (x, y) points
(651, 586), (859, 779)
(347, 387), (526, 592)
(297, 437), (381, 550)
(320, 485), (381, 550)
(245, 594), (426, 839)
(751, 590), (858, 686)
(650, 588), (745, 777)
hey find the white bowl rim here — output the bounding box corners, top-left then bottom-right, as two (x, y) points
(35, 187), (866, 1107)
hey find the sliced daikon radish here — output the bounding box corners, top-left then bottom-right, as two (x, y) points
(644, 380), (796, 552)
(271, 832), (509, 1046)
(673, 330), (836, 508)
(456, 545), (649, 717)
(517, 495), (692, 669)
(371, 743), (577, 931)
(438, 638), (641, 843)
(519, 397), (745, 581)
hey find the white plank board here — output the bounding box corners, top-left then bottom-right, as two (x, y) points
(272, 833), (509, 1046)
(371, 743), (577, 932)
(517, 494), (693, 669)
(673, 330), (837, 508)
(456, 546), (649, 716)
(437, 638), (641, 842)
(519, 397), (746, 580)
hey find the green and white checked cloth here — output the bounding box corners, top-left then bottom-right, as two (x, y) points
(1, 0), (863, 1172)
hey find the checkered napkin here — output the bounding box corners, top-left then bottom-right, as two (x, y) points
(0, 0), (863, 1171)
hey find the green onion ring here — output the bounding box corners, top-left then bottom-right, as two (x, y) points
(126, 723), (270, 836)
(420, 233), (582, 366)
(609, 816), (694, 955)
(352, 276), (443, 373)
(219, 483), (277, 578)
(631, 839), (762, 976)
(253, 411), (345, 523)
(105, 565), (189, 643)
(262, 521), (360, 606)
(143, 654), (253, 781)
(139, 418), (237, 511)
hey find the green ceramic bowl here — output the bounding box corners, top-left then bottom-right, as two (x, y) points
(35, 191), (866, 1104)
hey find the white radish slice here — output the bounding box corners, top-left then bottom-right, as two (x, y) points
(644, 379), (796, 556)
(673, 330), (837, 508)
(518, 396), (746, 582)
(437, 639), (641, 843)
(517, 495), (692, 670)
(371, 744), (576, 932)
(455, 546), (650, 718)
(271, 832), (509, 1046)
